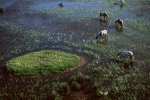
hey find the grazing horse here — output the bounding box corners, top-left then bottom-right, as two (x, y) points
(59, 2), (63, 7)
(115, 19), (124, 27)
(120, 0), (125, 8)
(0, 7), (4, 14)
(116, 51), (134, 63)
(96, 30), (107, 39)
(120, 0), (125, 5)
(100, 12), (109, 20)
(114, 0), (125, 6)
(114, 0), (125, 8)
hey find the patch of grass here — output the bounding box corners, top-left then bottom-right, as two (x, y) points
(93, 64), (150, 100)
(68, 73), (91, 91)
(6, 50), (80, 75)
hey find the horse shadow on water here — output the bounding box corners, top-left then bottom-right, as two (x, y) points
(96, 37), (108, 45)
(119, 3), (124, 9)
(99, 19), (108, 27)
(108, 58), (134, 68)
(92, 18), (108, 27)
(115, 26), (124, 33)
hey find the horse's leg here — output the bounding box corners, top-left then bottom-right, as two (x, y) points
(120, 56), (124, 60)
(121, 23), (123, 27)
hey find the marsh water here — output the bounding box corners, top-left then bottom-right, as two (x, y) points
(1, 0), (150, 99)
(0, 0), (150, 71)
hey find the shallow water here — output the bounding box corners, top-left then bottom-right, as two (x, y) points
(0, 1), (150, 99)
(0, 0), (16, 9)
(0, 0), (150, 71)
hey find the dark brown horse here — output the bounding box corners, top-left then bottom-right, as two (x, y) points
(100, 12), (109, 20)
(115, 19), (124, 27)
(59, 2), (63, 7)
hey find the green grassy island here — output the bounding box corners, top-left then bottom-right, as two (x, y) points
(6, 50), (80, 76)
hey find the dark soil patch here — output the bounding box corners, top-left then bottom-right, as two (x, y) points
(63, 88), (96, 100)
(0, 30), (13, 55)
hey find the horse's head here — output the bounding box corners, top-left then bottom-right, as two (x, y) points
(105, 13), (109, 18)
(95, 35), (99, 39)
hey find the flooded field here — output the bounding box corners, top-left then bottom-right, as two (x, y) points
(0, 0), (150, 99)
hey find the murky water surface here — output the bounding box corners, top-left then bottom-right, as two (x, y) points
(1, 1), (150, 99)
(0, 0), (150, 70)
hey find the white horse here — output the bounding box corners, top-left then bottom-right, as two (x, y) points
(116, 51), (134, 63)
(96, 30), (107, 39)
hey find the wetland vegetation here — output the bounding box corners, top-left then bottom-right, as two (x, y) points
(0, 0), (150, 99)
(6, 50), (80, 76)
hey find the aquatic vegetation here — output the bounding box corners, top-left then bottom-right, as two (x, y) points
(0, 0), (150, 99)
(93, 65), (150, 100)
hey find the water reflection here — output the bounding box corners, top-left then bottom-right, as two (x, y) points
(117, 61), (134, 68)
(108, 59), (134, 68)
(99, 19), (108, 27)
(115, 26), (123, 33)
(119, 3), (125, 9)
(96, 38), (107, 45)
